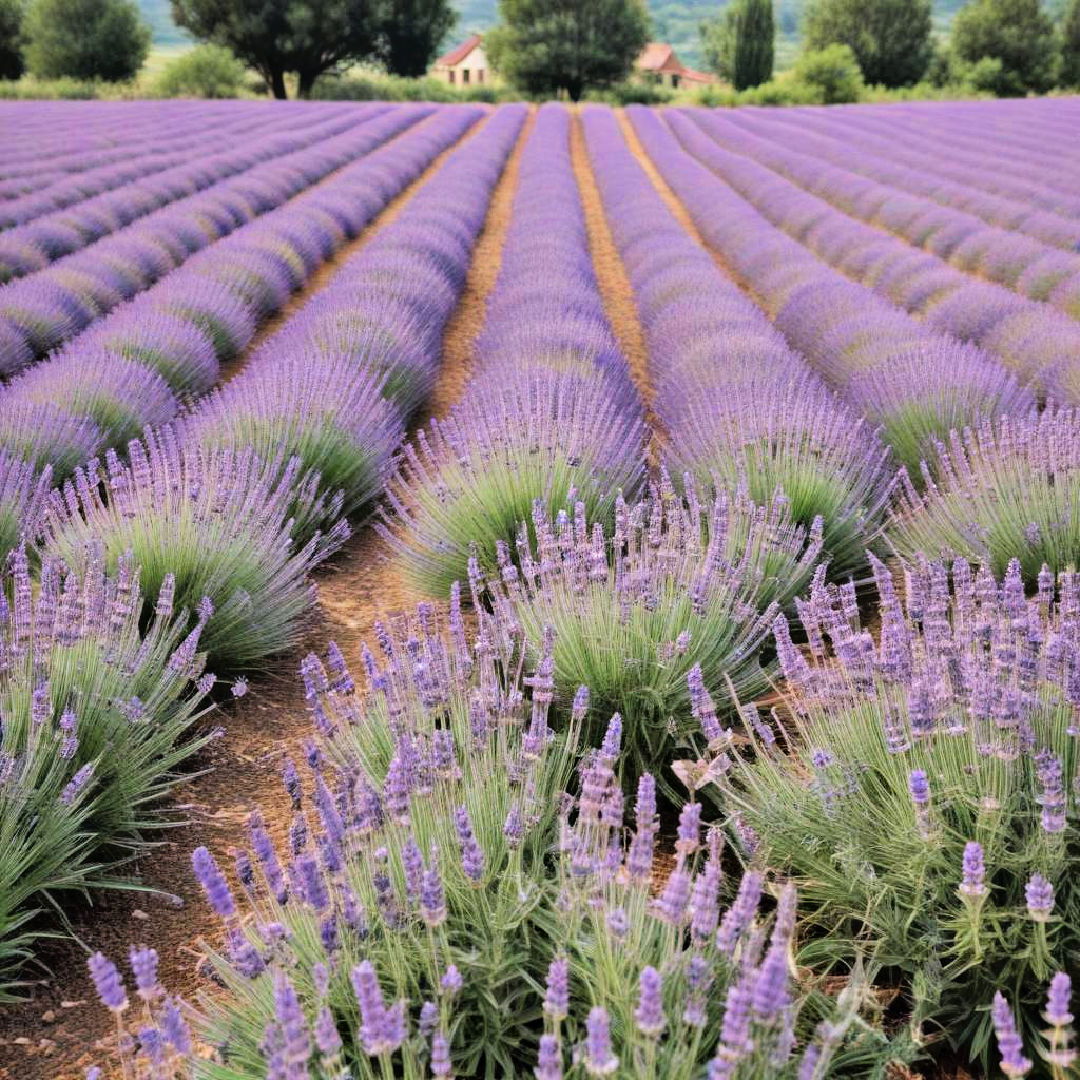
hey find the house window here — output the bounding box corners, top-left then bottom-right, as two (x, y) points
(463, 69), (470, 83)
(477, 69), (484, 84)
(671, 74), (680, 89)
(449, 70), (456, 83)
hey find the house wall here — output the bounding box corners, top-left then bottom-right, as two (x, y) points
(433, 44), (493, 86)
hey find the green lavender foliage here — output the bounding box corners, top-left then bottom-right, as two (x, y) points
(703, 555), (1080, 1070)
(40, 431), (348, 670)
(481, 480), (824, 784)
(886, 411), (1080, 585)
(0, 546), (213, 998)
(88, 602), (887, 1079)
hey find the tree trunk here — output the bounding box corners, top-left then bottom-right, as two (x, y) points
(566, 78), (583, 101)
(297, 69), (318, 98)
(270, 67), (288, 100)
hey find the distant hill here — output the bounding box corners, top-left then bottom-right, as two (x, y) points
(139, 0), (971, 69)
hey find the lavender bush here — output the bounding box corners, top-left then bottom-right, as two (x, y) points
(701, 555), (1080, 1066)
(480, 479), (823, 778)
(39, 429), (348, 669)
(887, 409), (1080, 582)
(87, 606), (886, 1078)
(0, 545), (214, 995)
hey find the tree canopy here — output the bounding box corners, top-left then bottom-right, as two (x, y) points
(803, 0), (933, 87)
(701, 0), (774, 90)
(380, 0), (456, 77)
(487, 0), (650, 100)
(24, 0), (150, 80)
(172, 0), (383, 97)
(951, 0), (1058, 95)
(1057, 0), (1080, 88)
(0, 0), (23, 80)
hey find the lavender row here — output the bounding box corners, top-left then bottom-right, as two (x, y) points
(0, 104), (313, 230)
(182, 102), (517, 537)
(807, 99), (1080, 207)
(0, 106), (458, 495)
(0, 107), (368, 276)
(660, 109), (1080, 404)
(580, 106), (888, 581)
(687, 110), (1080, 323)
(725, 107), (1080, 251)
(627, 108), (1033, 476)
(383, 103), (649, 598)
(0, 103), (506, 995)
(0, 101), (273, 185)
(0, 105), (418, 379)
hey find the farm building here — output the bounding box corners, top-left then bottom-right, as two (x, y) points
(634, 42), (717, 89)
(431, 34), (492, 87)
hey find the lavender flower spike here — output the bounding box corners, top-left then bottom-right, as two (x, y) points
(634, 966), (665, 1037)
(992, 992), (1033, 1078)
(87, 952), (128, 1013)
(1025, 873), (1055, 922)
(583, 1006), (618, 1077)
(959, 841), (986, 899)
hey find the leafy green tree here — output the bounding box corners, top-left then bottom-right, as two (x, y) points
(172, 0), (383, 99)
(380, 0), (455, 77)
(790, 41), (864, 102)
(156, 42), (246, 96)
(0, 0), (23, 80)
(804, 0), (933, 87)
(951, 0), (1059, 95)
(1060, 0), (1080, 88)
(486, 0), (649, 101)
(24, 0), (149, 80)
(701, 0), (774, 90)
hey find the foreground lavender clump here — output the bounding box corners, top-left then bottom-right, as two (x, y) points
(705, 554), (1080, 1064)
(89, 607), (871, 1077)
(39, 427), (348, 669)
(382, 371), (647, 597)
(0, 449), (50, 566)
(888, 408), (1080, 583)
(480, 477), (823, 776)
(0, 546), (214, 995)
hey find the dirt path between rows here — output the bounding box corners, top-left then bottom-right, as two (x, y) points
(219, 106), (479, 385)
(570, 109), (662, 454)
(0, 106), (532, 1080)
(617, 109), (786, 321)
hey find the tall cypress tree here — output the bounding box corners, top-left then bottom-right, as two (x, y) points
(733, 0), (774, 90)
(701, 0), (774, 90)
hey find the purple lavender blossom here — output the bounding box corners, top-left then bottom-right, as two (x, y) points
(583, 1007), (618, 1077)
(959, 841), (986, 899)
(992, 992), (1033, 1077)
(543, 957), (569, 1021)
(634, 966), (665, 1037)
(535, 1034), (563, 1080)
(1025, 873), (1055, 921)
(192, 845), (236, 920)
(87, 952), (128, 1012)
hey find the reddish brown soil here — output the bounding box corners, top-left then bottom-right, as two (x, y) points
(570, 109), (663, 453)
(616, 109), (780, 318)
(0, 106), (533, 1080)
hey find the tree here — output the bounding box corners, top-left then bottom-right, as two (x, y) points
(701, 0), (774, 91)
(172, 0), (383, 99)
(1059, 0), (1080, 88)
(790, 41), (864, 102)
(0, 0), (23, 80)
(380, 0), (455, 77)
(803, 0), (932, 87)
(24, 0), (149, 80)
(486, 0), (649, 101)
(156, 42), (246, 96)
(951, 0), (1059, 95)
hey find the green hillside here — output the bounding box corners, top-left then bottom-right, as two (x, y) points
(139, 0), (969, 69)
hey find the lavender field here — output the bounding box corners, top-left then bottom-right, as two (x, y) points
(1, 95), (1079, 1079)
